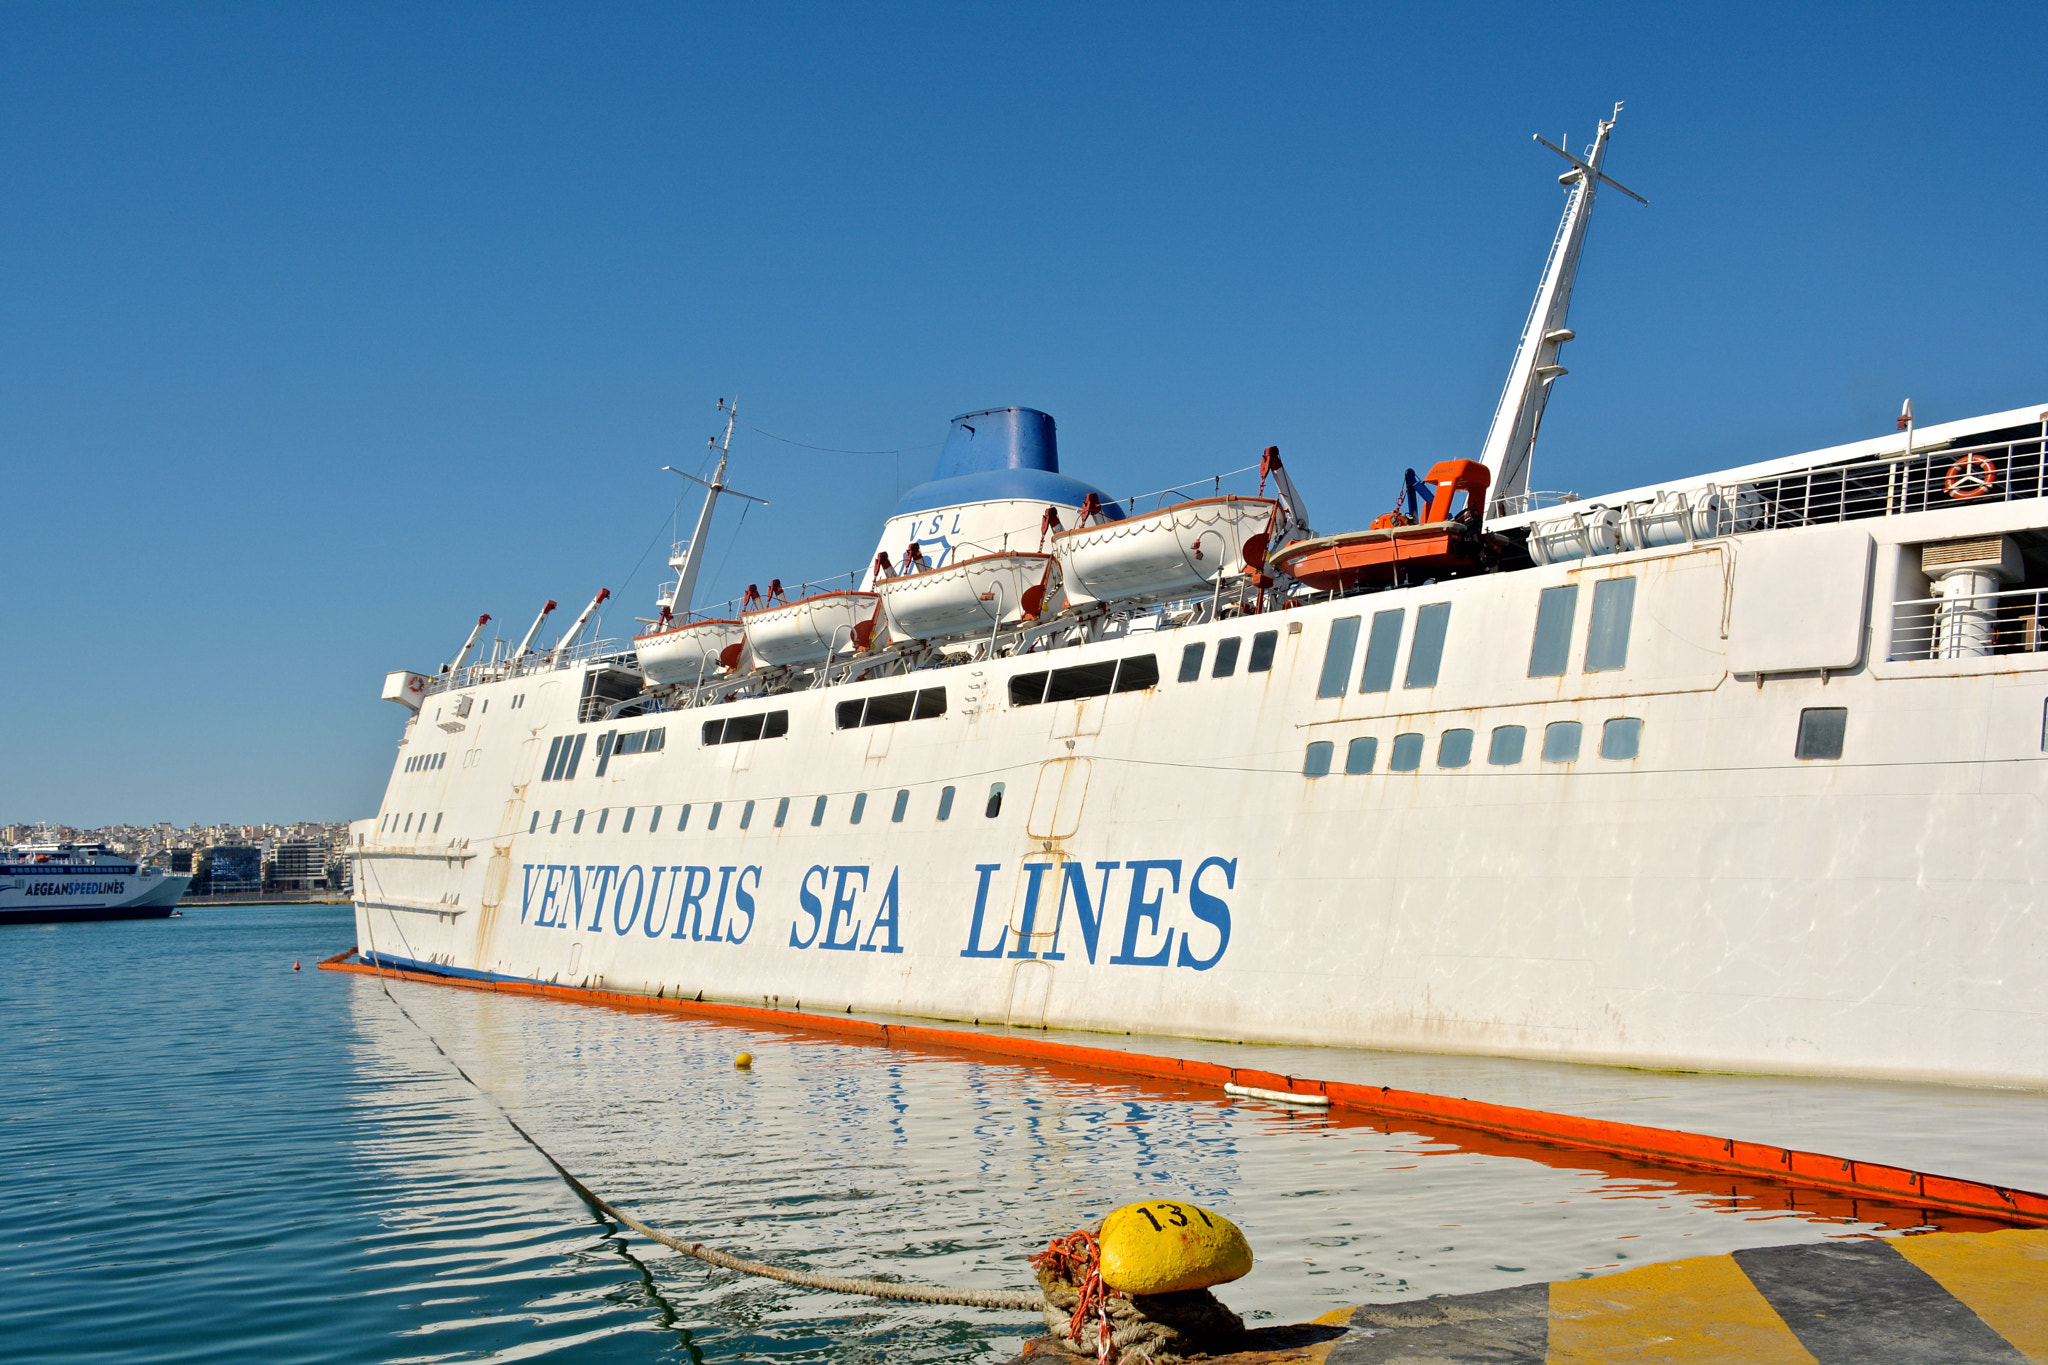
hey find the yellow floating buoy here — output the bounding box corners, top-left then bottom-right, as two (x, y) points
(734, 1052), (753, 1069)
(1097, 1200), (1252, 1296)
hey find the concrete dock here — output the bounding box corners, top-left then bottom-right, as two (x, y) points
(1010, 1228), (2048, 1363)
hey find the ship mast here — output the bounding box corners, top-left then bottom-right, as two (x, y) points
(1479, 103), (1646, 521)
(662, 397), (769, 619)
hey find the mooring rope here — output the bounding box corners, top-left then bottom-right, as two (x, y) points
(357, 956), (1043, 1312)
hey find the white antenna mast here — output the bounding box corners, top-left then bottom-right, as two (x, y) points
(1479, 102), (1647, 521)
(661, 397), (769, 619)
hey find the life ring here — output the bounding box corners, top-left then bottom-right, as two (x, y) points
(407, 676), (425, 694)
(1945, 452), (1999, 500)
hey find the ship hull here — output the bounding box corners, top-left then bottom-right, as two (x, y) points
(357, 487), (2048, 1089)
(0, 869), (189, 925)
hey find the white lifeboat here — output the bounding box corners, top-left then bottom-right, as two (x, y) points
(876, 552), (1060, 642)
(1054, 495), (1278, 604)
(741, 591), (881, 666)
(632, 619), (746, 685)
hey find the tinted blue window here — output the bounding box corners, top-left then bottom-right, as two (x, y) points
(1437, 728), (1473, 768)
(1405, 604), (1452, 688)
(1345, 736), (1377, 774)
(1303, 741), (1334, 777)
(1488, 726), (1526, 765)
(1529, 585), (1578, 678)
(1361, 610), (1404, 693)
(1389, 732), (1424, 771)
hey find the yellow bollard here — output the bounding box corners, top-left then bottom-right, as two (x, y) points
(1098, 1200), (1252, 1296)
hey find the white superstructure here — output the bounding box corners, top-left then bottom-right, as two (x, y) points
(1, 840), (188, 923)
(352, 112), (2048, 1088)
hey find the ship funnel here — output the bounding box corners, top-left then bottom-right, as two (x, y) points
(515, 599), (558, 657)
(553, 588), (610, 656)
(447, 613), (491, 675)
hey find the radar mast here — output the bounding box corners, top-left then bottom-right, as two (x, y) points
(1479, 104), (1646, 520)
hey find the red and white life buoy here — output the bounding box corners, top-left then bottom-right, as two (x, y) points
(407, 676), (425, 694)
(1945, 452), (1999, 500)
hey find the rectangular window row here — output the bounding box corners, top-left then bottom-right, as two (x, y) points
(702, 710), (790, 746)
(1304, 716), (1644, 776)
(1529, 577), (1636, 678)
(404, 752), (446, 774)
(1177, 629), (1279, 683)
(1314, 602), (1453, 699)
(1011, 654), (1159, 707)
(836, 687), (947, 730)
(540, 734), (586, 782)
(379, 811), (445, 834)
(593, 725), (667, 778)
(525, 782), (1010, 836)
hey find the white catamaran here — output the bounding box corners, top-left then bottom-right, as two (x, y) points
(352, 109), (2048, 1089)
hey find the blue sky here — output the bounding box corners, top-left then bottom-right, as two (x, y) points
(6, 2), (2046, 826)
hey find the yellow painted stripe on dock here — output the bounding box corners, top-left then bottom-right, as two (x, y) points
(1548, 1253), (1817, 1364)
(1889, 1228), (2048, 1362)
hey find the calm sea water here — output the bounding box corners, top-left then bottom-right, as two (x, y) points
(0, 904), (1962, 1363)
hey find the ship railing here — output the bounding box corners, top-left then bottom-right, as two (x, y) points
(1694, 432), (2048, 535)
(1490, 489), (1583, 518)
(422, 637), (637, 696)
(1107, 462), (1266, 516)
(1889, 585), (2048, 661)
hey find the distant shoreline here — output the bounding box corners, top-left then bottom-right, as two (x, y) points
(178, 893), (350, 907)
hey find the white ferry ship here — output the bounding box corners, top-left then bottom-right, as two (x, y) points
(1, 840), (189, 924)
(350, 110), (2048, 1089)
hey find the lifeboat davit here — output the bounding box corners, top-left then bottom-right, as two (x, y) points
(876, 552), (1060, 642)
(1270, 460), (1502, 590)
(632, 619), (746, 685)
(1054, 495), (1278, 604)
(742, 590), (882, 666)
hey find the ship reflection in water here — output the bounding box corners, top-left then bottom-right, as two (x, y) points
(347, 974), (2005, 1362)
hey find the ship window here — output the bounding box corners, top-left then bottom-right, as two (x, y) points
(1437, 728), (1474, 768)
(1318, 618), (1360, 698)
(1010, 672), (1050, 706)
(839, 688), (947, 727)
(1601, 717), (1643, 760)
(866, 692), (917, 726)
(707, 802), (721, 831)
(593, 731), (616, 778)
(541, 735), (564, 780)
(892, 790), (910, 822)
(677, 804), (691, 831)
(1360, 609), (1404, 693)
(1249, 630), (1279, 673)
(550, 811), (562, 833)
(596, 810), (608, 832)
(573, 810), (585, 833)
(613, 727), (665, 757)
(810, 795), (827, 827)
(1405, 604), (1452, 688)
(1488, 725), (1526, 766)
(740, 800), (755, 830)
(1389, 732), (1424, 771)
(1796, 707), (1846, 760)
(1542, 720), (1583, 762)
(1178, 642), (1206, 682)
(528, 812), (539, 833)
(562, 734), (586, 780)
(772, 797), (787, 828)
(402, 814), (411, 832)
(1212, 638), (1242, 677)
(1113, 655), (1159, 692)
(703, 712), (786, 745)
(1529, 585), (1579, 678)
(986, 782), (1005, 818)
(937, 785), (956, 821)
(1303, 740), (1334, 777)
(1345, 736), (1377, 774)
(851, 793), (867, 825)
(1048, 660), (1118, 701)
(1585, 578), (1636, 672)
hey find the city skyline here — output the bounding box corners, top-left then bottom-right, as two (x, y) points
(7, 3), (2048, 824)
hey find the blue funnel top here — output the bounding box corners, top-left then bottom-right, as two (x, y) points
(892, 407), (1121, 520)
(932, 407), (1060, 478)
